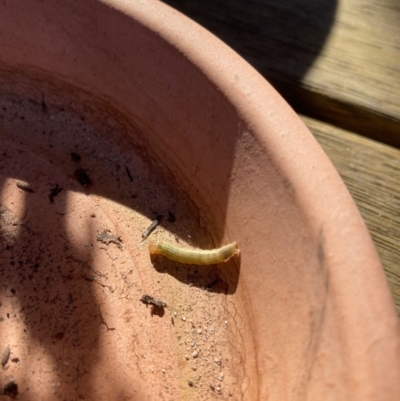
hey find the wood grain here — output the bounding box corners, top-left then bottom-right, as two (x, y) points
(162, 0), (400, 147)
(302, 115), (400, 315)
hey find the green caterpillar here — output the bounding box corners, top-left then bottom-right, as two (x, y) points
(149, 240), (240, 265)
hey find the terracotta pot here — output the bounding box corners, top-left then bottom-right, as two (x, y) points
(0, 1), (399, 400)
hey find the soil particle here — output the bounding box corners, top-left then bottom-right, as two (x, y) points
(97, 231), (123, 249)
(74, 168), (91, 187)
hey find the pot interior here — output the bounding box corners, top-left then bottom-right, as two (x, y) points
(0, 74), (252, 400)
(2, 1), (398, 400)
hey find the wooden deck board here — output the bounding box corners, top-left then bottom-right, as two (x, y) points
(302, 115), (400, 315)
(162, 0), (400, 146)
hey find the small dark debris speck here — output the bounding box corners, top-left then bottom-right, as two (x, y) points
(49, 184), (63, 203)
(70, 152), (81, 162)
(16, 182), (35, 193)
(74, 168), (91, 187)
(210, 384), (215, 391)
(54, 332), (64, 340)
(11, 358), (19, 363)
(188, 381), (194, 387)
(1, 381), (18, 398)
(167, 211), (175, 223)
(41, 96), (47, 113)
(142, 216), (162, 239)
(125, 166), (133, 181)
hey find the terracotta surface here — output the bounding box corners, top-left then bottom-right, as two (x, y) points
(0, 1), (399, 400)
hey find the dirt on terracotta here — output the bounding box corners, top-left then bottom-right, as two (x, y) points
(0, 76), (246, 400)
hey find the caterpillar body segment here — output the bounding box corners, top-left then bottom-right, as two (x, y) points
(149, 240), (240, 265)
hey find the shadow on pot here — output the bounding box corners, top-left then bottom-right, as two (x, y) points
(150, 254), (239, 295)
(0, 66), (242, 399)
